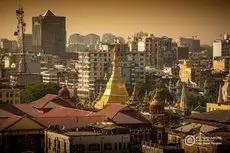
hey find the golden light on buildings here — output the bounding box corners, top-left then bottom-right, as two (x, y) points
(94, 46), (129, 110)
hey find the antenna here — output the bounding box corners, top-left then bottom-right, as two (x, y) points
(15, 0), (27, 73)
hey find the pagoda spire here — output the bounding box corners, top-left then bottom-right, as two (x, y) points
(94, 45), (129, 110)
(127, 84), (139, 107)
(140, 91), (150, 112)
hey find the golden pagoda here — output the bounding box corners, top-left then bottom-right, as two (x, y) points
(94, 46), (129, 110)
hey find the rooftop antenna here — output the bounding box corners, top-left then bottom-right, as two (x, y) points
(15, 0), (27, 73)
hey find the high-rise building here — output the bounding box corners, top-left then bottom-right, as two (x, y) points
(24, 34), (32, 53)
(176, 37), (200, 52)
(213, 34), (230, 58)
(136, 35), (177, 68)
(32, 10), (66, 56)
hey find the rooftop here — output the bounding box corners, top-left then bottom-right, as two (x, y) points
(64, 131), (102, 136)
(187, 110), (230, 124)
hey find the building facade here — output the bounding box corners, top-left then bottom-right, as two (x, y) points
(176, 37), (200, 52)
(213, 56), (230, 71)
(32, 10), (66, 56)
(213, 34), (230, 58)
(0, 83), (20, 104)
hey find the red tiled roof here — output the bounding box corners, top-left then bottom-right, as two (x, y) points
(40, 106), (96, 117)
(0, 115), (22, 131)
(0, 104), (27, 117)
(14, 104), (44, 117)
(113, 110), (151, 124)
(35, 116), (106, 130)
(0, 108), (15, 118)
(31, 94), (58, 108)
(31, 94), (75, 109)
(97, 103), (127, 119)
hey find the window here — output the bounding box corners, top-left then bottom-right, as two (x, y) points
(64, 141), (67, 153)
(119, 142), (122, 150)
(53, 139), (56, 151)
(114, 142), (117, 150)
(10, 93), (13, 97)
(123, 143), (126, 149)
(88, 143), (100, 151)
(48, 138), (51, 149)
(72, 144), (85, 153)
(57, 140), (60, 153)
(6, 93), (9, 97)
(104, 143), (112, 151)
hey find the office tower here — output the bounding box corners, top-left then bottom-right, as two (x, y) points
(32, 10), (66, 56)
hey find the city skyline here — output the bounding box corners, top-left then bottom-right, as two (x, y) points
(1, 0), (230, 45)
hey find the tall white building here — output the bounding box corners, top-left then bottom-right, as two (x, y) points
(136, 35), (176, 68)
(213, 34), (230, 58)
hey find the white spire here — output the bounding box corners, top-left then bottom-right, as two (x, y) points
(217, 84), (223, 104)
(180, 83), (187, 112)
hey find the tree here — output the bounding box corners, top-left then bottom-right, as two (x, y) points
(20, 82), (61, 103)
(165, 110), (182, 128)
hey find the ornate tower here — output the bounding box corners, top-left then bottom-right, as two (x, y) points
(127, 84), (139, 108)
(14, 1), (27, 73)
(149, 91), (166, 144)
(94, 46), (129, 109)
(140, 91), (150, 112)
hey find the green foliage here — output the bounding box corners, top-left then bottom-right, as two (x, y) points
(165, 110), (182, 128)
(20, 82), (61, 103)
(186, 91), (207, 109)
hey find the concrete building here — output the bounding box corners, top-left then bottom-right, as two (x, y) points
(41, 70), (58, 84)
(0, 83), (20, 104)
(77, 50), (146, 102)
(24, 34), (32, 53)
(45, 126), (130, 153)
(32, 10), (66, 56)
(213, 56), (230, 71)
(176, 37), (200, 52)
(0, 39), (17, 53)
(177, 46), (189, 60)
(213, 34), (230, 58)
(136, 35), (177, 68)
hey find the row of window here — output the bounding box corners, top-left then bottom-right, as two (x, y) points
(0, 92), (19, 98)
(72, 142), (129, 152)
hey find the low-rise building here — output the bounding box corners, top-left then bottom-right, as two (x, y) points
(45, 123), (130, 153)
(0, 83), (20, 104)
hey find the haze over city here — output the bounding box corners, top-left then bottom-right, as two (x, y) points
(1, 0), (230, 45)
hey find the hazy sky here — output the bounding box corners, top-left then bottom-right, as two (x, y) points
(0, 0), (230, 45)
